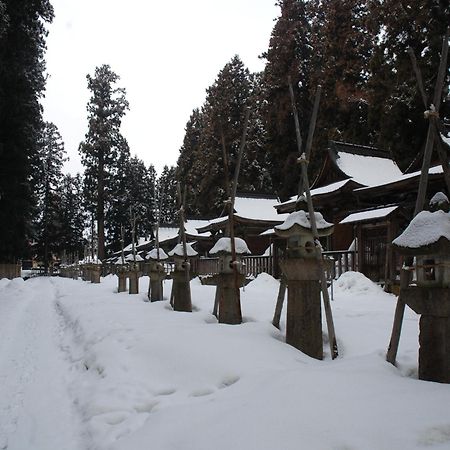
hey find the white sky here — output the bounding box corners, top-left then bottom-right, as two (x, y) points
(42, 0), (279, 176)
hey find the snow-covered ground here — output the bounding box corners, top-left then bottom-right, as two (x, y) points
(1, 272), (450, 450)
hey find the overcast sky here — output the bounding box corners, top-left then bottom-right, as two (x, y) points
(42, 0), (279, 176)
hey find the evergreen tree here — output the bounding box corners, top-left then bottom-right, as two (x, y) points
(79, 64), (130, 260)
(0, 0), (54, 262)
(178, 56), (263, 216)
(59, 174), (86, 263)
(367, 0), (450, 169)
(260, 0), (312, 200)
(177, 108), (204, 216)
(158, 165), (177, 224)
(308, 0), (374, 172)
(34, 122), (66, 271)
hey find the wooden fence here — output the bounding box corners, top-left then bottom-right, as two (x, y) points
(322, 250), (356, 279)
(0, 263), (21, 280)
(102, 251), (356, 281)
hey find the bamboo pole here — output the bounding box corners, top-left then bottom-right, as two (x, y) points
(288, 79), (338, 359)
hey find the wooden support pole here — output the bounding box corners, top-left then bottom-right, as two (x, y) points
(288, 79), (338, 359)
(386, 28), (449, 365)
(272, 276), (287, 329)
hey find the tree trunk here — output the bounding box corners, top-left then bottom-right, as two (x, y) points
(97, 151), (105, 261)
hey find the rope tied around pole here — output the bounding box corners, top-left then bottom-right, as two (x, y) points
(424, 104), (439, 119)
(297, 153), (309, 165)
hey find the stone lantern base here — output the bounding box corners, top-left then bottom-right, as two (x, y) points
(117, 268), (127, 293)
(217, 272), (245, 324)
(405, 287), (450, 383)
(280, 258), (323, 360)
(91, 266), (101, 283)
(171, 270), (192, 312)
(148, 271), (165, 302)
(128, 268), (139, 294)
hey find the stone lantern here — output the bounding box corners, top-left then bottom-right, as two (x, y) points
(125, 253), (144, 294)
(209, 237), (250, 324)
(392, 193), (450, 383)
(168, 243), (198, 312)
(90, 261), (102, 284)
(275, 210), (334, 359)
(146, 248), (168, 302)
(114, 258), (128, 293)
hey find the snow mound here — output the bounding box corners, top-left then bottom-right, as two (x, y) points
(333, 271), (384, 295)
(246, 272), (279, 290)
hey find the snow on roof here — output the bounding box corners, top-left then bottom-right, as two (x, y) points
(124, 237), (151, 252)
(184, 220), (211, 238)
(158, 221), (211, 243)
(158, 227), (179, 243)
(125, 253), (144, 262)
(146, 248), (169, 260)
(209, 237), (251, 255)
(335, 151), (402, 186)
(276, 180), (358, 208)
(168, 243), (198, 257)
(356, 165), (443, 192)
(233, 195), (288, 222)
(393, 210), (450, 248)
(340, 206), (399, 224)
(276, 211), (333, 232)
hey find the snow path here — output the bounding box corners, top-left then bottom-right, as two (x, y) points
(0, 278), (85, 450)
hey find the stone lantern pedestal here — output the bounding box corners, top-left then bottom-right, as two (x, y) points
(275, 210), (334, 359)
(128, 264), (139, 294)
(91, 264), (102, 283)
(209, 237), (250, 325)
(280, 258), (323, 359)
(168, 243), (197, 312)
(115, 264), (128, 293)
(392, 194), (450, 383)
(146, 248), (168, 302)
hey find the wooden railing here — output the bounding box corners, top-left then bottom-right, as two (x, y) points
(102, 251), (356, 281)
(322, 250), (356, 279)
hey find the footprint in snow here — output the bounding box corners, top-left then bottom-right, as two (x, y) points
(418, 424), (450, 446)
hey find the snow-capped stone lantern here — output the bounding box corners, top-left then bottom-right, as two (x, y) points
(114, 258), (128, 293)
(392, 192), (450, 383)
(275, 210), (334, 359)
(209, 237), (251, 324)
(146, 248), (168, 302)
(126, 253), (144, 295)
(168, 243), (198, 312)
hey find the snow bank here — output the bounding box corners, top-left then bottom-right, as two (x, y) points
(2, 272), (450, 450)
(333, 271), (385, 296)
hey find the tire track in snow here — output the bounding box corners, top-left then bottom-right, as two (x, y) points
(0, 277), (86, 450)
